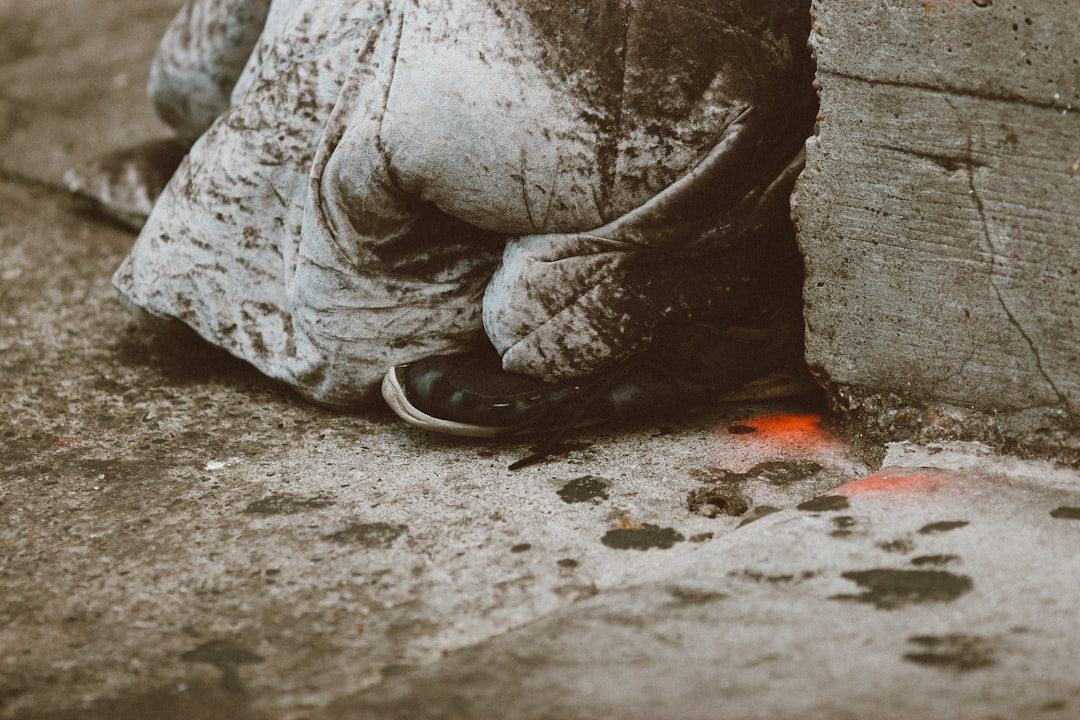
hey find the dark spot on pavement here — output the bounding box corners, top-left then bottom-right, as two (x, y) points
(911, 554), (960, 566)
(918, 520), (969, 534)
(687, 487), (748, 517)
(736, 569), (817, 584)
(727, 424), (757, 434)
(878, 539), (915, 554)
(831, 569), (973, 609)
(510, 543), (532, 553)
(324, 522), (407, 548)
(1050, 506), (1080, 520)
(244, 493), (333, 515)
(601, 524), (684, 550)
(1042, 700), (1068, 711)
(797, 495), (849, 512)
(665, 586), (727, 606)
(830, 516), (856, 537)
(689, 532), (714, 542)
(77, 458), (167, 483)
(902, 634), (997, 671)
(738, 506), (781, 527)
(699, 461), (824, 486)
(557, 475), (610, 503)
(180, 639), (264, 693)
(557, 558), (579, 568)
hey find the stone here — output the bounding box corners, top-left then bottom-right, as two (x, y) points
(793, 0), (1080, 460)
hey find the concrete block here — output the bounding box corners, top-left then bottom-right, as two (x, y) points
(793, 0), (1080, 460)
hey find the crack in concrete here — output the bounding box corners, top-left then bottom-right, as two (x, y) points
(928, 338), (981, 397)
(948, 100), (1071, 414)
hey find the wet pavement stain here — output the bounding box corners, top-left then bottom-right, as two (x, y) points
(244, 493), (334, 515)
(830, 516), (857, 537)
(665, 586), (727, 606)
(687, 486), (749, 517)
(1049, 506), (1080, 520)
(601, 524), (684, 550)
(510, 543), (532, 553)
(180, 639), (264, 693)
(918, 520), (970, 534)
(797, 495), (850, 512)
(76, 458), (169, 483)
(324, 521), (407, 548)
(19, 680), (262, 720)
(697, 461), (824, 486)
(831, 569), (973, 609)
(738, 506), (781, 527)
(911, 554), (960, 566)
(903, 634), (998, 671)
(878, 538), (916, 554)
(735, 569), (817, 584)
(557, 475), (610, 503)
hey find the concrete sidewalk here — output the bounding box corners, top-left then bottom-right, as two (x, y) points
(2, 1), (1079, 718)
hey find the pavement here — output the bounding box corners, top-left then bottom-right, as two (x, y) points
(2, 1), (1080, 719)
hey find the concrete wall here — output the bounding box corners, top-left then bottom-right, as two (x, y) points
(793, 0), (1080, 460)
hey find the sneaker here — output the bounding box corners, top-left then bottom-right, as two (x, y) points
(381, 351), (593, 439)
(382, 309), (817, 442)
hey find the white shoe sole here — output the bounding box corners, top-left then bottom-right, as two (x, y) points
(381, 367), (509, 438)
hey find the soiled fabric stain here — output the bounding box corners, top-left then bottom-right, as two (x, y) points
(324, 521), (407, 548)
(796, 495), (850, 512)
(903, 634), (998, 671)
(831, 569), (973, 609)
(601, 524), (685, 550)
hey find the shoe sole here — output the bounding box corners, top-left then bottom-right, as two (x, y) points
(381, 367), (511, 438)
(383, 365), (819, 438)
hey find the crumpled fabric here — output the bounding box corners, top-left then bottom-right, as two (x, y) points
(114, 0), (816, 406)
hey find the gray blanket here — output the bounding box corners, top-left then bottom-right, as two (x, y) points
(113, 0), (816, 406)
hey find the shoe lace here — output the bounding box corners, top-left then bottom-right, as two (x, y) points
(507, 356), (644, 471)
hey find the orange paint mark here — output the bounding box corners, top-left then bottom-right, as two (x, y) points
(52, 438), (81, 446)
(837, 467), (952, 495)
(726, 413), (835, 453)
(924, 0), (955, 14)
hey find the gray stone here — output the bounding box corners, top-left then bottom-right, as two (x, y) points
(793, 0), (1080, 458)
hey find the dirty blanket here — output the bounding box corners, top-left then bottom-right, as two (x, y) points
(114, 0), (816, 406)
